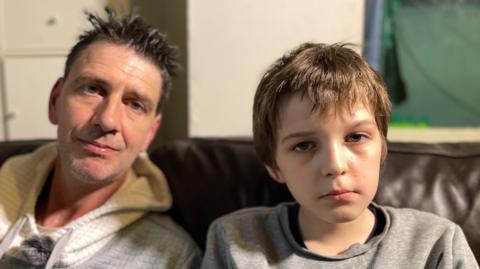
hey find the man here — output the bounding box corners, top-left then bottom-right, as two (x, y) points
(0, 9), (201, 268)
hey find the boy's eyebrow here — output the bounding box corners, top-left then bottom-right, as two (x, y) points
(280, 131), (316, 143)
(280, 119), (377, 143)
(349, 119), (377, 128)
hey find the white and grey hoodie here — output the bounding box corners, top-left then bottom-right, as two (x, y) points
(0, 143), (200, 268)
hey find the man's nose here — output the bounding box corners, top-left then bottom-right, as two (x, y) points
(92, 98), (121, 134)
(318, 142), (347, 178)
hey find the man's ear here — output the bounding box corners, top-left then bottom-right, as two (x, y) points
(48, 78), (64, 124)
(265, 165), (286, 184)
(142, 114), (162, 151)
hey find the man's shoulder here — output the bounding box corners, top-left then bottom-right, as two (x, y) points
(122, 213), (199, 249)
(84, 213), (202, 268)
(0, 142), (57, 171)
(0, 143), (57, 222)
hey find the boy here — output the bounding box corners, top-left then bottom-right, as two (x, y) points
(201, 43), (478, 268)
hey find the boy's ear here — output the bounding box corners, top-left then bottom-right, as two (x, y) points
(265, 165), (286, 184)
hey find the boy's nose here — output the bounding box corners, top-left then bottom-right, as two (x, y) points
(92, 98), (121, 134)
(319, 143), (347, 178)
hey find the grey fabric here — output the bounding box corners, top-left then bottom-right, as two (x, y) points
(0, 216), (27, 259)
(0, 142), (202, 268)
(75, 213), (201, 269)
(45, 229), (72, 269)
(0, 214), (201, 269)
(201, 202), (479, 268)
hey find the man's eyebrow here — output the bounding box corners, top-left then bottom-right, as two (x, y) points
(280, 131), (316, 143)
(72, 75), (155, 109)
(72, 75), (109, 88)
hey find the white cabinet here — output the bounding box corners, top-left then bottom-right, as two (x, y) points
(0, 0), (107, 140)
(3, 57), (64, 139)
(3, 0), (107, 54)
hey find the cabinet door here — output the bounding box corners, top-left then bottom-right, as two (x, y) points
(3, 56), (64, 139)
(2, 0), (107, 53)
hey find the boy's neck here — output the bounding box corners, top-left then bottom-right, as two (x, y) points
(298, 206), (376, 256)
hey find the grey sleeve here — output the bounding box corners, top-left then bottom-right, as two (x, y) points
(201, 220), (235, 269)
(442, 225), (479, 269)
(178, 244), (203, 269)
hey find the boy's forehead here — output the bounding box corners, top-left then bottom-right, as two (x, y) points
(277, 92), (374, 118)
(276, 93), (376, 133)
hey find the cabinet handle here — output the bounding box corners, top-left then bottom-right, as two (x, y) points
(46, 16), (58, 26)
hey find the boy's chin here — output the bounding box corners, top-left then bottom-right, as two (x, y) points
(328, 206), (372, 224)
(305, 205), (371, 225)
(327, 213), (362, 224)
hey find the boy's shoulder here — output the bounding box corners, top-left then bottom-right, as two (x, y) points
(205, 202), (299, 261)
(376, 205), (478, 267)
(213, 203), (288, 225)
(381, 205), (457, 228)
(212, 203), (460, 234)
(378, 204), (463, 241)
(209, 202), (292, 238)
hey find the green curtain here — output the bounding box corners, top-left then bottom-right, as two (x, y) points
(382, 1), (480, 127)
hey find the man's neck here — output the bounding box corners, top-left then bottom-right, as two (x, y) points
(35, 159), (127, 227)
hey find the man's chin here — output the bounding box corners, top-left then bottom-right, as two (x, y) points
(69, 161), (122, 186)
(58, 147), (131, 186)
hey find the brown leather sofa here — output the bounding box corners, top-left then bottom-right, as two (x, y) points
(1, 138), (479, 261)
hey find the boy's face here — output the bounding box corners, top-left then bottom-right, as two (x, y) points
(267, 94), (382, 225)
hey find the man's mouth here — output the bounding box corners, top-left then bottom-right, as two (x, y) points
(77, 138), (120, 155)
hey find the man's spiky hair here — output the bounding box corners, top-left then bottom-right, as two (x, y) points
(64, 8), (178, 113)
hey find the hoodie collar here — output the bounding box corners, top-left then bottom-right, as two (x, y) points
(0, 142), (173, 267)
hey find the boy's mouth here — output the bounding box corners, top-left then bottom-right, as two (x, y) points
(320, 189), (356, 201)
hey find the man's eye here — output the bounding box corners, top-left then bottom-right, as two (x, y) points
(346, 133), (367, 143)
(129, 101), (144, 111)
(293, 142), (314, 152)
(83, 85), (99, 94)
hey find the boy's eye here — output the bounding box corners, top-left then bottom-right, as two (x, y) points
(293, 141), (314, 152)
(345, 133), (367, 143)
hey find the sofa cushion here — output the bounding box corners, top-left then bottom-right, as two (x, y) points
(149, 139), (293, 250)
(1, 138), (479, 261)
(150, 139), (480, 259)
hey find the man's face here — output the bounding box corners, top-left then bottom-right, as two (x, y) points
(268, 94), (382, 225)
(49, 41), (162, 185)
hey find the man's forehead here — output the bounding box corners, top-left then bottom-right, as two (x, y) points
(69, 42), (161, 84)
(64, 42), (163, 109)
(71, 41), (160, 75)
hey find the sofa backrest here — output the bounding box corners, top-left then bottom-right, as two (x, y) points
(1, 138), (480, 261)
(150, 138), (480, 260)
